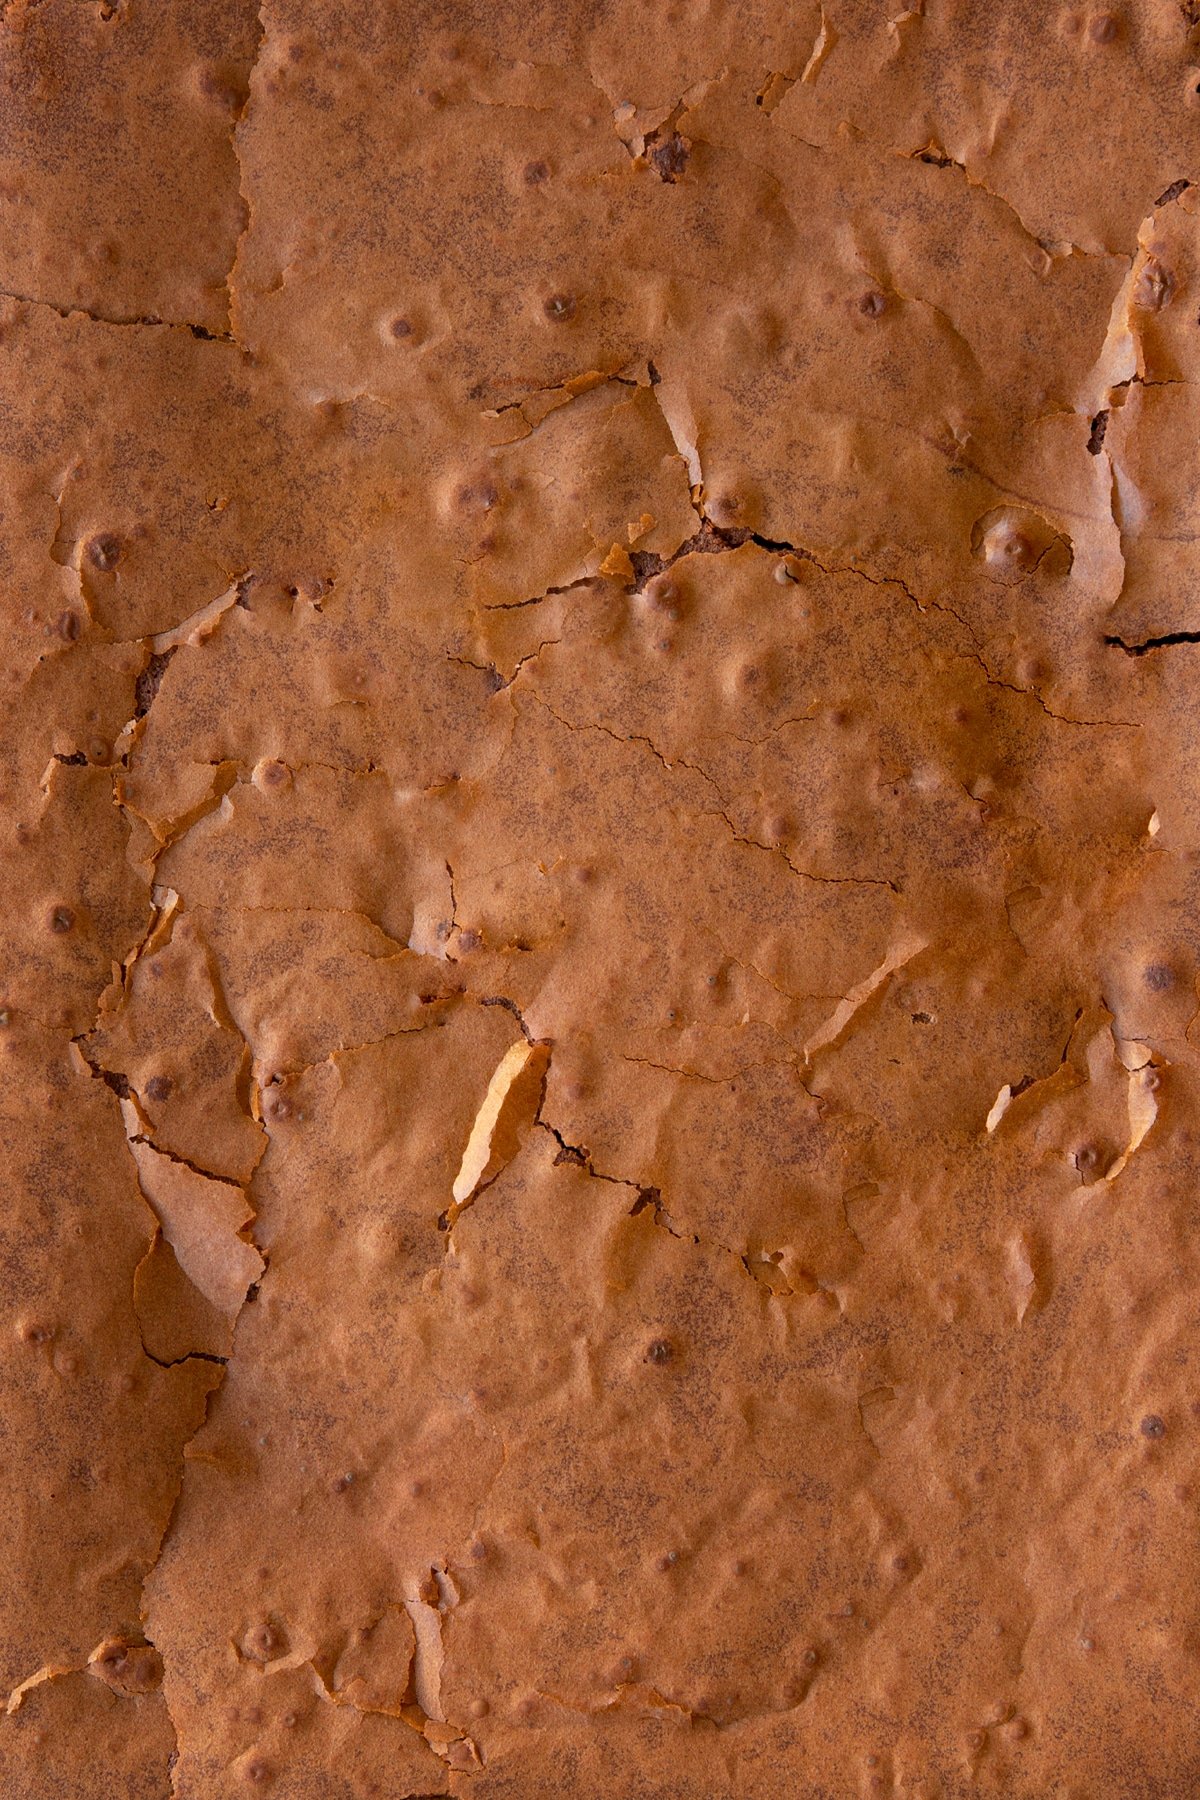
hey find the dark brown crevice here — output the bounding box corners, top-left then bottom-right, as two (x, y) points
(1105, 630), (1200, 655)
(74, 1042), (133, 1101)
(141, 1347), (229, 1371)
(126, 1134), (248, 1192)
(1154, 177), (1191, 206)
(479, 993), (534, 1041)
(540, 1121), (635, 1189)
(0, 285), (236, 343)
(628, 517), (750, 591)
(1086, 410), (1108, 455)
(134, 649), (175, 721)
(912, 144), (958, 169)
(481, 574), (598, 613)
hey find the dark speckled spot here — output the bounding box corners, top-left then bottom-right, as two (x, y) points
(647, 131), (689, 182)
(523, 160), (549, 185)
(859, 290), (887, 318)
(543, 293), (576, 322)
(145, 1074), (173, 1102)
(1089, 11), (1119, 41)
(1143, 963), (1174, 991)
(646, 1338), (672, 1364)
(1140, 1414), (1165, 1439)
(87, 534), (121, 571)
(49, 906), (74, 934)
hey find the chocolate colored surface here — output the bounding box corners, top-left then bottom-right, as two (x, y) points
(2, 1), (1199, 1794)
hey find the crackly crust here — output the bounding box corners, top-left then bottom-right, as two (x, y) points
(2, 1), (1200, 1796)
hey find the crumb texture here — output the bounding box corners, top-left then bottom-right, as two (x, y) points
(1, 0), (1199, 1795)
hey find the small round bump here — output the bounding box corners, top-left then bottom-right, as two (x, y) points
(1134, 257), (1173, 312)
(241, 1620), (286, 1663)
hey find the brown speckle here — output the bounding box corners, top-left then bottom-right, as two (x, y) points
(49, 906), (74, 934)
(543, 293), (576, 322)
(1140, 1413), (1165, 1439)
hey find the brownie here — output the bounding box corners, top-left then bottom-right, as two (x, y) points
(2, 2), (1199, 1795)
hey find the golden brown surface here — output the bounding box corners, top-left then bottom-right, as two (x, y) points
(2, 1), (1200, 1794)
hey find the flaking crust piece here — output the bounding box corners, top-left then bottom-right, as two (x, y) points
(1, 0), (1199, 1795)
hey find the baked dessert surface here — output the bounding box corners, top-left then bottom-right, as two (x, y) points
(2, 1), (1199, 1794)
